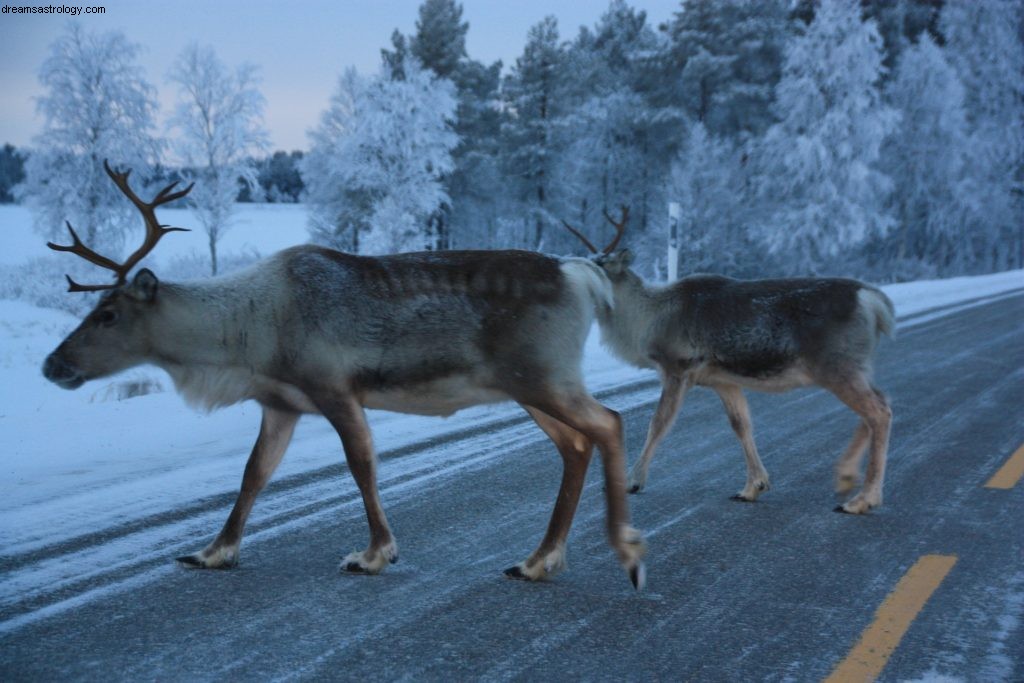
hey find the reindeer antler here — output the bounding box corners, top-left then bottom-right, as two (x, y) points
(48, 160), (194, 292)
(560, 219), (599, 254)
(600, 205), (629, 254)
(561, 205), (630, 256)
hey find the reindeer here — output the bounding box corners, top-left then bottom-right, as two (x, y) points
(41, 161), (647, 588)
(563, 209), (894, 514)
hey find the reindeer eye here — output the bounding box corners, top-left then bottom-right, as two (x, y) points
(96, 309), (119, 327)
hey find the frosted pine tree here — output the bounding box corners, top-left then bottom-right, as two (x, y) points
(168, 44), (269, 275)
(665, 0), (789, 139)
(17, 24), (162, 254)
(756, 0), (898, 274)
(881, 35), (975, 276)
(302, 61), (457, 255)
(554, 1), (667, 260)
(502, 17), (566, 250)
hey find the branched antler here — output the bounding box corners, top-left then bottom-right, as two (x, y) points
(48, 160), (194, 292)
(560, 205), (630, 256)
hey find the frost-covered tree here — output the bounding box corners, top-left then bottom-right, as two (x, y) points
(881, 34), (976, 276)
(446, 57), (505, 249)
(0, 144), (26, 203)
(302, 61), (458, 254)
(502, 16), (568, 250)
(664, 0), (790, 139)
(941, 0), (1024, 270)
(16, 24), (161, 252)
(755, 0), (898, 274)
(168, 44), (269, 275)
(410, 0), (468, 80)
(670, 124), (762, 275)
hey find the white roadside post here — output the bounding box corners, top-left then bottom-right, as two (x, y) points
(668, 201), (680, 282)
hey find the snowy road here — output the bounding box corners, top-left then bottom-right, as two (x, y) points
(2, 291), (1023, 680)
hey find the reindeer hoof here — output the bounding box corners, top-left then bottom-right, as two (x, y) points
(628, 484), (643, 494)
(176, 554), (204, 568)
(390, 554), (399, 564)
(730, 494), (754, 502)
(504, 565), (527, 580)
(343, 561), (368, 573)
(833, 505), (849, 514)
(629, 562), (646, 591)
(176, 552), (236, 569)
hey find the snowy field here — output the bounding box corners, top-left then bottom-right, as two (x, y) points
(0, 202), (1021, 622)
(0, 202), (309, 269)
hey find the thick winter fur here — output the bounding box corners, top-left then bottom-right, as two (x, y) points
(592, 250), (894, 514)
(43, 245), (645, 585)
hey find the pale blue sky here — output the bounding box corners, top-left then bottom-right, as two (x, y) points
(0, 0), (681, 151)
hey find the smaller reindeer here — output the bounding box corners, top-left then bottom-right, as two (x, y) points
(41, 162), (647, 588)
(563, 209), (894, 514)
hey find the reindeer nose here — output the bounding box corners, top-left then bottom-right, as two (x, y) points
(43, 351), (83, 388)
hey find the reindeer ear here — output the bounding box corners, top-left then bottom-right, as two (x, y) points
(600, 249), (635, 275)
(125, 269), (159, 302)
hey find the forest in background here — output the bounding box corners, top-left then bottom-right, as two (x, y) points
(5, 0), (1023, 283)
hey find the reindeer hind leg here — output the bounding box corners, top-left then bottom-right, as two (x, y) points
(827, 377), (892, 514)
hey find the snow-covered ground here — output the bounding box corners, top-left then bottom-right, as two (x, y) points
(0, 203), (309, 269)
(0, 201), (1021, 622)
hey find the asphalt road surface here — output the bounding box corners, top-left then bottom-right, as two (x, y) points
(2, 292), (1022, 681)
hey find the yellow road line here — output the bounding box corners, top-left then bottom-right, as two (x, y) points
(985, 443), (1024, 489)
(825, 554), (957, 683)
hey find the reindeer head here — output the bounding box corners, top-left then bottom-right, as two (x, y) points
(561, 206), (636, 281)
(42, 161), (191, 389)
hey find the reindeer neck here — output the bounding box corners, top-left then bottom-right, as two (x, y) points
(146, 276), (269, 370)
(598, 273), (663, 369)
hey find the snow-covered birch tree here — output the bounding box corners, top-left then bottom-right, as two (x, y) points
(16, 23), (162, 253)
(755, 0), (898, 274)
(168, 44), (268, 275)
(881, 34), (976, 276)
(302, 61), (457, 254)
(940, 0), (1024, 270)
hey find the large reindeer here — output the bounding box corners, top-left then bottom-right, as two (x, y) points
(41, 162), (647, 588)
(563, 209), (894, 514)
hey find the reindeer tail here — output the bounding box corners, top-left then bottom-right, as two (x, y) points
(859, 286), (896, 339)
(560, 258), (614, 312)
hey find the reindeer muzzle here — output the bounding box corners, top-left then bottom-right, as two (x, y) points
(43, 351), (85, 390)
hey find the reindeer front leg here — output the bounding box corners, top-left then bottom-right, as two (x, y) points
(628, 372), (691, 494)
(314, 392), (398, 574)
(178, 406), (299, 569)
(504, 406), (594, 581)
(712, 384), (771, 501)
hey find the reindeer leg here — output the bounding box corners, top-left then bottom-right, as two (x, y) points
(627, 372), (690, 494)
(713, 384), (770, 502)
(827, 378), (892, 514)
(834, 420), (871, 494)
(504, 406), (594, 582)
(523, 388), (646, 589)
(314, 392), (398, 574)
(178, 406), (299, 569)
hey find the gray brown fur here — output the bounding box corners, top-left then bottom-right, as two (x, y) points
(42, 245), (645, 585)
(592, 250), (894, 514)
